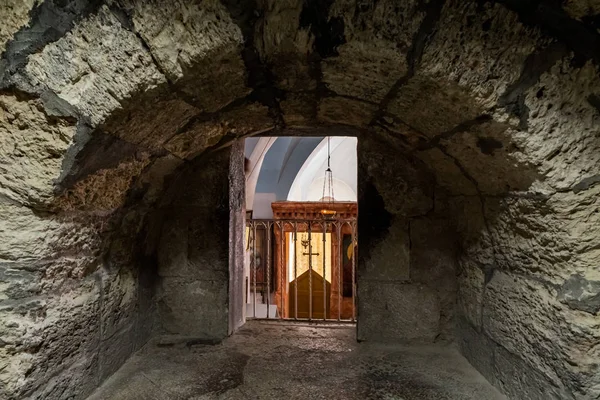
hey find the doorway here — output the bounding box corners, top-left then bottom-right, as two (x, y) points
(242, 136), (358, 323)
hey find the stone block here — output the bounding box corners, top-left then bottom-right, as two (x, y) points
(322, 39), (407, 103)
(158, 209), (228, 279)
(329, 0), (423, 59)
(420, 0), (546, 110)
(25, 351), (99, 400)
(409, 217), (456, 286)
(98, 322), (137, 382)
(563, 0), (600, 19)
(0, 0), (38, 52)
(270, 55), (315, 92)
(254, 0), (314, 91)
(483, 270), (598, 397)
(4, 279), (102, 399)
(456, 259), (485, 328)
(318, 97), (377, 127)
(0, 94), (76, 207)
(361, 218), (410, 282)
(442, 120), (538, 195)
(416, 147), (478, 196)
(221, 103), (274, 136)
(157, 211), (190, 278)
(280, 92), (317, 126)
(358, 136), (434, 217)
(123, 0), (243, 81)
(483, 271), (563, 385)
(483, 193), (591, 285)
(558, 274), (600, 314)
(157, 278), (228, 339)
(25, 6), (166, 126)
(456, 317), (495, 382)
(358, 281), (440, 343)
(0, 203), (100, 263)
(410, 216), (457, 340)
(102, 94), (200, 151)
(100, 267), (138, 341)
(0, 262), (41, 300)
(134, 155), (184, 206)
(518, 59), (600, 191)
(124, 0), (250, 112)
(492, 341), (575, 400)
(388, 74), (482, 137)
(163, 149), (230, 208)
(164, 119), (228, 160)
(447, 196), (490, 259)
(457, 315), (577, 400)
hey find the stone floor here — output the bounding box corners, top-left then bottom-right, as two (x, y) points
(88, 321), (506, 400)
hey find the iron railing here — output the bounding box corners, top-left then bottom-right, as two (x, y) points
(246, 218), (357, 322)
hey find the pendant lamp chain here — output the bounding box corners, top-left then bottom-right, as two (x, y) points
(321, 137), (335, 203)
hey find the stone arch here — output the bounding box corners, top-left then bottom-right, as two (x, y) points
(1, 1), (599, 399)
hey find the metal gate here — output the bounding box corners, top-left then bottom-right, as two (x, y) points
(246, 218), (357, 322)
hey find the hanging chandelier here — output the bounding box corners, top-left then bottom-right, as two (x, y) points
(320, 137), (337, 218)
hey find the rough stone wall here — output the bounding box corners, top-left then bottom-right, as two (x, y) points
(0, 0), (599, 399)
(0, 2), (266, 398)
(420, 3), (600, 399)
(0, 1), (40, 52)
(453, 188), (600, 399)
(0, 90), (161, 399)
(357, 134), (458, 343)
(154, 148), (231, 339)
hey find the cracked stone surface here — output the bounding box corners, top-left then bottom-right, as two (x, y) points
(24, 5), (166, 127)
(419, 0), (548, 111)
(0, 93), (76, 207)
(0, 0), (39, 52)
(122, 0), (244, 82)
(87, 321), (507, 400)
(1, 1), (600, 399)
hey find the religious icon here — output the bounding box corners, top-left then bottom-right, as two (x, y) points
(342, 234), (354, 297)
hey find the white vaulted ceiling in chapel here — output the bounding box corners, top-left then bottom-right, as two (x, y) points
(287, 137), (357, 201)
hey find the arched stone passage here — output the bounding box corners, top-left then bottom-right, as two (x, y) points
(0, 1), (599, 399)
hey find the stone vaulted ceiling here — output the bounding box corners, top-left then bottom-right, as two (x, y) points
(0, 0), (599, 399)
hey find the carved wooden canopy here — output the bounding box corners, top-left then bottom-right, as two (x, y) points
(271, 201), (357, 220)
